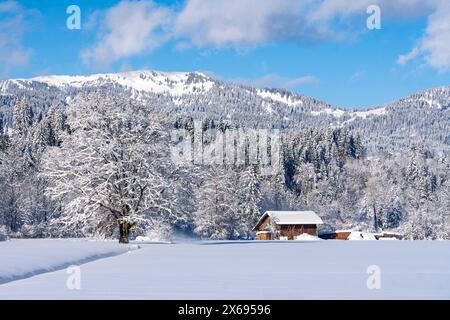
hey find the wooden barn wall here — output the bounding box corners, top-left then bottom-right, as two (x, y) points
(279, 224), (317, 240)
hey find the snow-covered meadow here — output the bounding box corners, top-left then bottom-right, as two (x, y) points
(0, 239), (135, 284)
(0, 239), (449, 299)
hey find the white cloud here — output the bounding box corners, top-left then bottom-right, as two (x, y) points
(82, 0), (172, 68)
(81, 0), (449, 72)
(0, 1), (37, 74)
(397, 47), (420, 66)
(397, 1), (450, 71)
(282, 75), (320, 88)
(8, 48), (32, 66)
(418, 2), (450, 71)
(173, 0), (440, 49)
(174, 0), (448, 71)
(0, 1), (21, 12)
(174, 0), (310, 48)
(227, 74), (319, 89)
(312, 0), (435, 21)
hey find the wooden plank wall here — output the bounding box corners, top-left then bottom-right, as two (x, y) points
(279, 224), (317, 240)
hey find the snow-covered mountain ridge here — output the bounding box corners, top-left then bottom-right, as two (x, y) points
(3, 69), (441, 117)
(3, 70), (215, 97)
(2, 70), (448, 116)
(0, 70), (449, 155)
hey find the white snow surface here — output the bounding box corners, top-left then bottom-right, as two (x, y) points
(294, 234), (322, 241)
(257, 90), (304, 107)
(347, 231), (377, 240)
(135, 236), (151, 242)
(0, 240), (449, 299)
(311, 108), (346, 118)
(312, 106), (386, 119)
(0, 239), (133, 284)
(18, 70), (215, 96)
(352, 107), (387, 118)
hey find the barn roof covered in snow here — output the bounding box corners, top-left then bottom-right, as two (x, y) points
(253, 211), (324, 230)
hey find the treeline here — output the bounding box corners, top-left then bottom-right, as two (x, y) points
(0, 92), (448, 240)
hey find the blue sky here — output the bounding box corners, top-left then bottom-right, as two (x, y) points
(1, 0), (449, 108)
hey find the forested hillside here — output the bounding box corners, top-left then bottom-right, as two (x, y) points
(0, 71), (448, 240)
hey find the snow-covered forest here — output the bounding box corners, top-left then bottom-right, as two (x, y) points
(0, 71), (449, 241)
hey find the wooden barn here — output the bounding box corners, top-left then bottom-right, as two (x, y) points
(253, 211), (324, 240)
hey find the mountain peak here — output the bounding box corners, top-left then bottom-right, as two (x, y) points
(8, 70), (215, 96)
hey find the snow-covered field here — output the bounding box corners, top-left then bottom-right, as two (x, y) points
(0, 239), (449, 299)
(0, 239), (133, 284)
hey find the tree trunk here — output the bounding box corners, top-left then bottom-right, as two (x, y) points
(119, 221), (129, 244)
(373, 204), (379, 233)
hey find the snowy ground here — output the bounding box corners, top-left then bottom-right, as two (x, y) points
(0, 239), (134, 284)
(0, 239), (449, 299)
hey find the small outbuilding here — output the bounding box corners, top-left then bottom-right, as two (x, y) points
(319, 230), (404, 240)
(253, 211), (324, 240)
(319, 230), (352, 240)
(376, 231), (404, 240)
